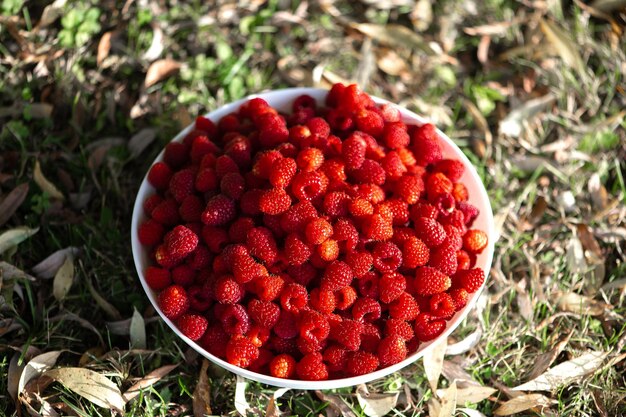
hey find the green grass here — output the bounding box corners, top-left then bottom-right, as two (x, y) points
(1, 0), (625, 416)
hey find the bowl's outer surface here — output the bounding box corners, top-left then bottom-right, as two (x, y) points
(131, 88), (495, 389)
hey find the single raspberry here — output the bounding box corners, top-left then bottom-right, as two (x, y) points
(171, 264), (196, 286)
(248, 325), (271, 348)
(388, 292), (420, 321)
(145, 266), (171, 291)
(382, 122), (410, 149)
(414, 313), (446, 342)
(384, 199), (410, 226)
(168, 168), (196, 203)
(322, 192), (351, 217)
(225, 135), (252, 167)
(253, 150), (283, 179)
(360, 322), (382, 353)
(248, 299), (280, 329)
(269, 157), (297, 188)
(334, 286), (358, 310)
(154, 245), (183, 268)
(199, 325), (229, 358)
(379, 103), (401, 122)
(295, 148), (323, 173)
(402, 237), (430, 269)
(291, 171), (328, 201)
(215, 155), (239, 179)
(269, 354), (296, 378)
(190, 136), (219, 164)
(357, 271), (379, 299)
(452, 183), (469, 202)
(350, 159), (386, 185)
(253, 274), (284, 301)
(201, 194), (236, 226)
(394, 174), (423, 205)
(413, 217), (447, 247)
(449, 288), (470, 311)
(309, 288), (336, 314)
(247, 227), (278, 265)
(362, 214), (393, 241)
(429, 244), (458, 276)
(323, 345), (348, 372)
(432, 159), (464, 182)
(263, 213), (286, 239)
(195, 115), (217, 136)
(384, 318), (414, 341)
(138, 219), (164, 246)
(299, 310), (331, 343)
(317, 239), (339, 262)
(381, 151), (408, 180)
(163, 225), (199, 258)
(345, 351), (379, 376)
(355, 109), (384, 137)
(326, 108), (354, 131)
(342, 133), (367, 170)
(259, 188), (292, 215)
(304, 218), (332, 245)
(158, 285), (189, 320)
(414, 266), (451, 296)
(453, 268), (485, 293)
(463, 230), (488, 254)
(147, 162), (172, 190)
(377, 335), (407, 367)
(163, 141), (189, 169)
(228, 217), (255, 243)
(143, 194), (163, 216)
(409, 202), (438, 222)
(280, 201), (318, 234)
(442, 224), (463, 251)
(221, 304), (250, 335)
(280, 283), (308, 313)
(226, 335), (259, 368)
(321, 261), (354, 292)
(188, 285), (212, 311)
(195, 168), (218, 192)
(284, 234), (312, 266)
(257, 113), (289, 148)
(248, 347), (273, 373)
(457, 202), (479, 226)
(349, 198), (374, 218)
(273, 310), (299, 339)
(199, 226), (226, 254)
(392, 227), (416, 246)
(270, 336), (298, 355)
(321, 159), (347, 184)
(353, 183), (386, 204)
(330, 319), (363, 351)
(214, 275), (243, 304)
(372, 242), (403, 273)
(352, 297), (381, 322)
(286, 264), (317, 287)
(219, 172), (245, 200)
(176, 194), (202, 223)
(176, 314), (208, 341)
(232, 254), (267, 284)
(425, 173), (453, 203)
(345, 251), (373, 278)
(218, 113), (241, 134)
(297, 353), (329, 380)
(379, 272), (406, 304)
(332, 218), (359, 252)
(410, 124), (442, 166)
(429, 292), (455, 319)
(152, 198), (180, 225)
(290, 125), (313, 147)
(456, 250), (471, 270)
(189, 245), (213, 270)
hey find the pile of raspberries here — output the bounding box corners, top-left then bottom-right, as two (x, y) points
(137, 83), (488, 381)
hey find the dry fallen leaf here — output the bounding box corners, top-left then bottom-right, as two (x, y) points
(525, 330), (574, 381)
(193, 359), (212, 417)
(266, 387), (290, 417)
(44, 367), (124, 411)
(123, 364), (178, 403)
(128, 128), (158, 159)
(0, 261), (36, 281)
(130, 308), (146, 349)
(424, 337), (448, 392)
(235, 375), (251, 416)
(0, 183), (29, 226)
(499, 94), (555, 138)
(316, 390), (358, 417)
(143, 22), (164, 61)
(97, 31), (113, 67)
(557, 292), (605, 316)
(442, 361), (482, 388)
(32, 247), (80, 279)
(53, 254), (75, 302)
(0, 226), (39, 255)
(588, 174), (609, 211)
(17, 351), (63, 397)
(33, 160), (64, 201)
(356, 385), (399, 417)
(144, 59), (182, 88)
(86, 276), (122, 319)
(350, 23), (435, 54)
(566, 235), (587, 275)
(37, 0), (68, 28)
(513, 351), (607, 391)
(439, 386), (496, 404)
(375, 48), (409, 76)
(458, 408), (488, 417)
(436, 380), (457, 417)
(539, 18), (586, 79)
(49, 313), (104, 346)
(493, 393), (555, 415)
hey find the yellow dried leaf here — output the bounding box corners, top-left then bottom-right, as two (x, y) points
(33, 160), (64, 200)
(145, 59), (182, 88)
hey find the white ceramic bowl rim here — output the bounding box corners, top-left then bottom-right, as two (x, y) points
(131, 87), (496, 390)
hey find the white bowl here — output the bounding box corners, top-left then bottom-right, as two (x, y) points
(131, 88), (495, 390)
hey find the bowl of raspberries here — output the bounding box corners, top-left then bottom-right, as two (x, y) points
(131, 84), (494, 389)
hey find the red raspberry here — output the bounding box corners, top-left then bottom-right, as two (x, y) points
(297, 332), (327, 354)
(379, 272), (406, 304)
(164, 225), (199, 258)
(195, 115), (217, 136)
(143, 194), (163, 216)
(346, 251), (373, 278)
(353, 183), (386, 204)
(280, 201), (318, 234)
(253, 150), (283, 179)
(296, 147), (324, 172)
(430, 240), (459, 278)
(200, 226), (227, 254)
(330, 319), (363, 351)
(188, 285), (212, 311)
(463, 229), (488, 254)
(457, 202), (479, 226)
(247, 227), (278, 265)
(284, 234), (312, 266)
(219, 172), (245, 200)
(429, 292), (455, 319)
(291, 171), (327, 201)
(163, 142), (189, 169)
(357, 271), (379, 299)
(176, 314), (208, 341)
(384, 199), (409, 226)
(226, 335), (259, 368)
(259, 188), (292, 215)
(352, 297), (381, 322)
(382, 123), (410, 149)
(214, 275), (243, 304)
(413, 217), (447, 247)
(225, 135), (252, 167)
(377, 335), (407, 367)
(425, 172), (454, 202)
(380, 103), (401, 122)
(258, 113), (289, 148)
(199, 325), (229, 358)
(233, 254), (267, 284)
(409, 202), (438, 221)
(456, 250), (471, 270)
(286, 263), (317, 286)
(362, 214), (393, 241)
(334, 286), (357, 310)
(322, 191), (350, 217)
(453, 268), (485, 293)
(432, 159), (465, 182)
(138, 219), (164, 246)
(270, 336), (298, 355)
(195, 168), (218, 192)
(388, 292), (419, 321)
(274, 310), (299, 339)
(238, 189), (262, 215)
(372, 242), (403, 273)
(171, 264), (196, 286)
(414, 266), (451, 296)
(221, 304), (250, 335)
(152, 198), (180, 225)
(321, 159), (347, 183)
(332, 218), (359, 253)
(293, 94), (316, 113)
(323, 345), (348, 372)
(168, 168), (195, 203)
(290, 125), (313, 147)
(384, 318), (414, 341)
(190, 136), (218, 163)
(296, 353), (328, 381)
(158, 285), (189, 320)
(410, 124), (442, 166)
(392, 227), (416, 246)
(228, 217), (255, 243)
(155, 245), (183, 268)
(147, 162), (172, 190)
(414, 313), (446, 342)
(253, 274), (284, 301)
(248, 347), (273, 372)
(145, 266), (171, 291)
(201, 194), (236, 226)
(360, 322), (382, 353)
(317, 239), (340, 262)
(345, 351), (379, 376)
(280, 283), (308, 313)
(309, 288), (336, 314)
(355, 109), (384, 137)
(326, 108), (354, 131)
(395, 174), (423, 205)
(350, 159), (386, 185)
(442, 224), (463, 251)
(349, 198), (374, 218)
(177, 194), (203, 223)
(321, 261), (353, 292)
(342, 133), (367, 170)
(270, 157), (297, 188)
(248, 299), (280, 328)
(402, 237), (429, 269)
(382, 151), (407, 180)
(269, 354), (296, 378)
(305, 218), (333, 245)
(306, 117), (330, 141)
(218, 113), (241, 134)
(449, 288), (470, 310)
(452, 183), (469, 202)
(299, 310), (330, 343)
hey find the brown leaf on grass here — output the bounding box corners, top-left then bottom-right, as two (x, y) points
(17, 351), (63, 397)
(0, 183), (29, 226)
(144, 59), (182, 88)
(356, 384), (399, 417)
(8, 346), (42, 401)
(525, 330), (574, 381)
(493, 394), (555, 415)
(436, 380), (457, 417)
(0, 318), (23, 337)
(0, 227), (39, 255)
(1, 261), (36, 281)
(410, 0), (432, 32)
(557, 292), (606, 316)
(78, 347), (105, 366)
(539, 18), (586, 78)
(462, 98), (492, 154)
(32, 247), (80, 279)
(130, 308), (146, 349)
(577, 224), (603, 258)
(375, 48), (409, 76)
(590, 0), (626, 13)
(424, 337), (447, 392)
(499, 94), (555, 138)
(86, 276), (122, 319)
(350, 23), (436, 55)
(266, 387), (290, 417)
(438, 386), (496, 404)
(28, 103), (53, 119)
(513, 351), (607, 391)
(44, 367), (124, 411)
(566, 235), (587, 275)
(588, 174), (609, 211)
(97, 31), (113, 67)
(316, 390), (357, 417)
(53, 254), (74, 302)
(442, 361), (482, 388)
(33, 160), (64, 201)
(128, 128), (158, 159)
(123, 364), (178, 403)
(36, 0), (68, 28)
(193, 360), (212, 417)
